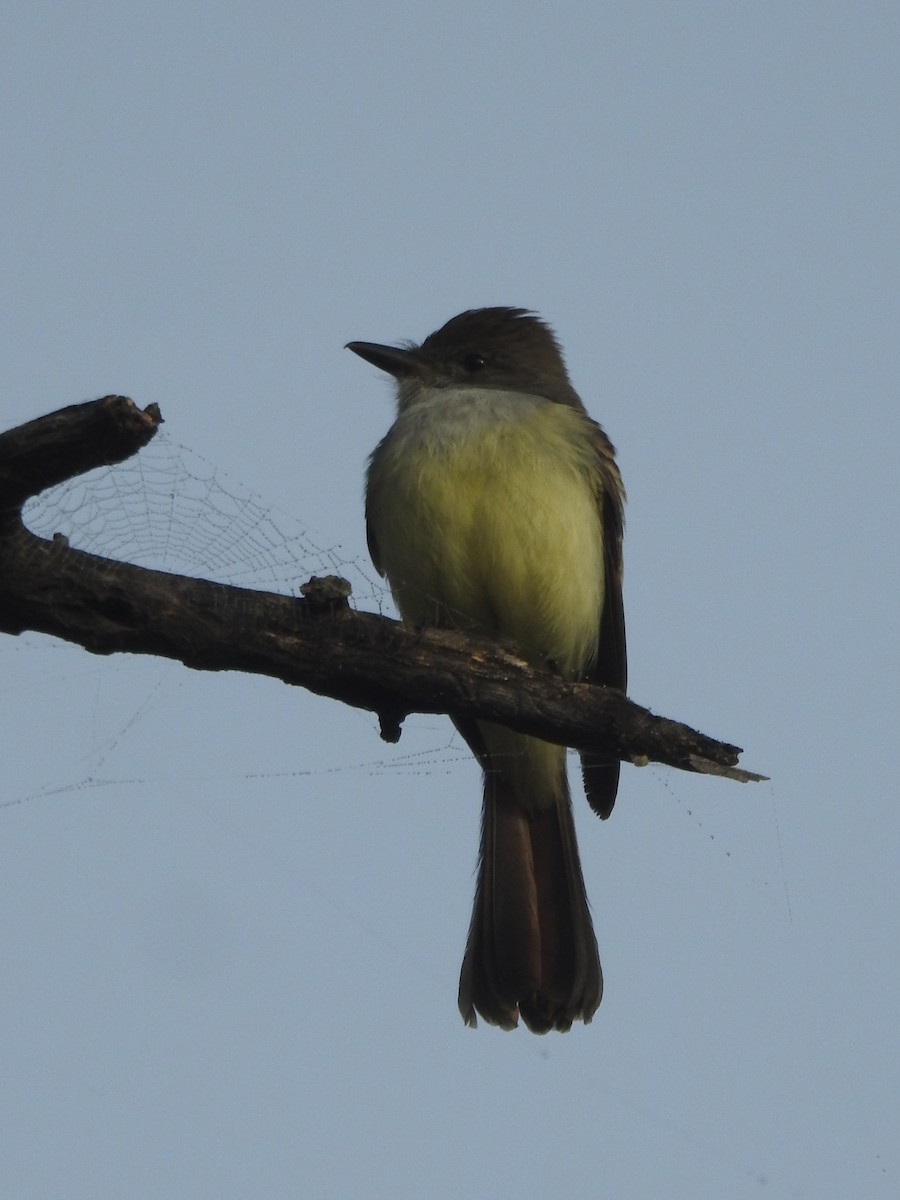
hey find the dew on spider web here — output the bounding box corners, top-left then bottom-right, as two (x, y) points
(8, 434), (466, 811)
(22, 430), (386, 609)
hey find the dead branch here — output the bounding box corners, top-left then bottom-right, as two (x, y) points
(0, 398), (766, 783)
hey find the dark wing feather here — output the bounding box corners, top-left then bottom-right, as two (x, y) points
(581, 428), (626, 821)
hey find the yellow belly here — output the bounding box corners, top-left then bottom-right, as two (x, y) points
(367, 386), (605, 805)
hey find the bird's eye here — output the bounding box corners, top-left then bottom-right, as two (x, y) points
(462, 353), (485, 373)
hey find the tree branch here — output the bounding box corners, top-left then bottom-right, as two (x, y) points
(0, 398), (766, 784)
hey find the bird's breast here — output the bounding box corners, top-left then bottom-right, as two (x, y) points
(367, 387), (604, 675)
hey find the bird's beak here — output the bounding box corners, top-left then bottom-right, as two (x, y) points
(345, 341), (420, 379)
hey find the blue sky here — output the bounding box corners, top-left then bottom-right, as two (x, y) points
(2, 2), (898, 1197)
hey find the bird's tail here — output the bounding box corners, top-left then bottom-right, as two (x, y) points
(458, 768), (602, 1033)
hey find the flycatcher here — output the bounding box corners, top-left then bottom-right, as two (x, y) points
(347, 307), (626, 1033)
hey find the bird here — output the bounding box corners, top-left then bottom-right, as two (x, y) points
(347, 307), (625, 1032)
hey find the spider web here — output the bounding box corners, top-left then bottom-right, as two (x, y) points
(22, 430), (385, 607)
(7, 433), (467, 809)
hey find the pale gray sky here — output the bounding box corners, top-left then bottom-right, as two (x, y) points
(2, 2), (898, 1197)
